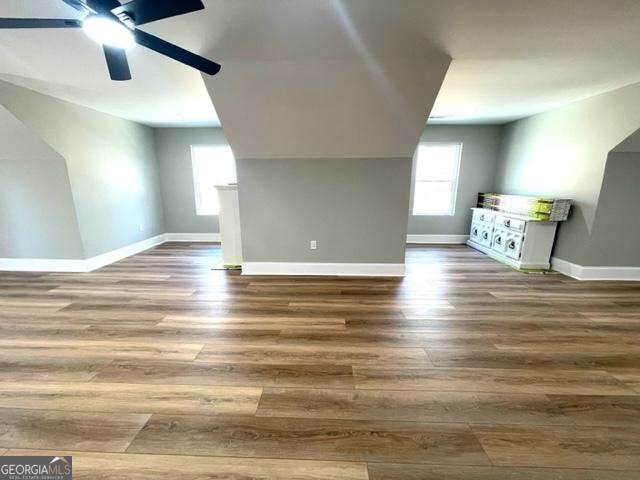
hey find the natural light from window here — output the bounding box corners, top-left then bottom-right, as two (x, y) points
(191, 145), (237, 215)
(412, 143), (462, 216)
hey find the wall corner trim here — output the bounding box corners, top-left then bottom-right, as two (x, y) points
(407, 234), (469, 244)
(551, 257), (640, 281)
(241, 262), (406, 277)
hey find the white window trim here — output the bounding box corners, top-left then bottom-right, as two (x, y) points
(191, 144), (207, 216)
(190, 144), (236, 216)
(412, 142), (463, 217)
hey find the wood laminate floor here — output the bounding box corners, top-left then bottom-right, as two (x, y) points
(1, 243), (639, 479)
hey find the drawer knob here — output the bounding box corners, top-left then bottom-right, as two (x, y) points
(480, 214), (485, 220)
(508, 240), (516, 250)
(504, 219), (511, 227)
(482, 232), (488, 239)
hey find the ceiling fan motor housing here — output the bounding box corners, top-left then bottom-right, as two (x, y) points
(113, 11), (135, 29)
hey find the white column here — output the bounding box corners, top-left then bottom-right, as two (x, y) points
(215, 184), (243, 268)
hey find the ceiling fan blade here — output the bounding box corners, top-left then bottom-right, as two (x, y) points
(112, 0), (204, 26)
(133, 29), (220, 75)
(0, 18), (82, 29)
(64, 0), (121, 16)
(60, 0), (93, 13)
(103, 45), (132, 81)
(87, 0), (121, 12)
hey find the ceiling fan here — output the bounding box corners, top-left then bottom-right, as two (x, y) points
(0, 0), (221, 81)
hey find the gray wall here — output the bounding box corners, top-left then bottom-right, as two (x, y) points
(585, 151), (640, 267)
(155, 127), (229, 233)
(494, 81), (640, 265)
(0, 106), (84, 259)
(237, 157), (412, 264)
(408, 125), (502, 235)
(613, 128), (640, 152)
(0, 81), (165, 258)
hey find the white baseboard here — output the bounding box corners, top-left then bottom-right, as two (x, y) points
(0, 257), (89, 273)
(407, 234), (469, 244)
(242, 262), (405, 277)
(0, 233), (220, 273)
(0, 234), (166, 273)
(84, 234), (166, 272)
(551, 257), (640, 281)
(164, 233), (221, 242)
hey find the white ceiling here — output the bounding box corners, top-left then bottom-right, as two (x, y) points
(1, 0), (640, 126)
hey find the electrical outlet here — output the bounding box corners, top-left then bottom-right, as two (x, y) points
(139, 223), (145, 232)
(310, 240), (317, 250)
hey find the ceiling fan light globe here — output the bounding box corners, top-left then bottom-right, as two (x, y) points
(82, 15), (134, 48)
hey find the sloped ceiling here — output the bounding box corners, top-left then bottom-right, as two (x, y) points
(200, 1), (450, 158)
(205, 57), (450, 159)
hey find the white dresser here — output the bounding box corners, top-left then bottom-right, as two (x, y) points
(467, 207), (558, 271)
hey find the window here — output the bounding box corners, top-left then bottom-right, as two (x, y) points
(412, 143), (462, 216)
(191, 145), (237, 215)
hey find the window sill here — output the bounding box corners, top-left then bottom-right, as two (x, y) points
(412, 213), (455, 217)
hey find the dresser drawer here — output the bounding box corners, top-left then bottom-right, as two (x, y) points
(495, 214), (525, 232)
(473, 209), (496, 225)
(490, 228), (508, 254)
(469, 222), (482, 243)
(504, 231), (524, 260)
(478, 224), (493, 247)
